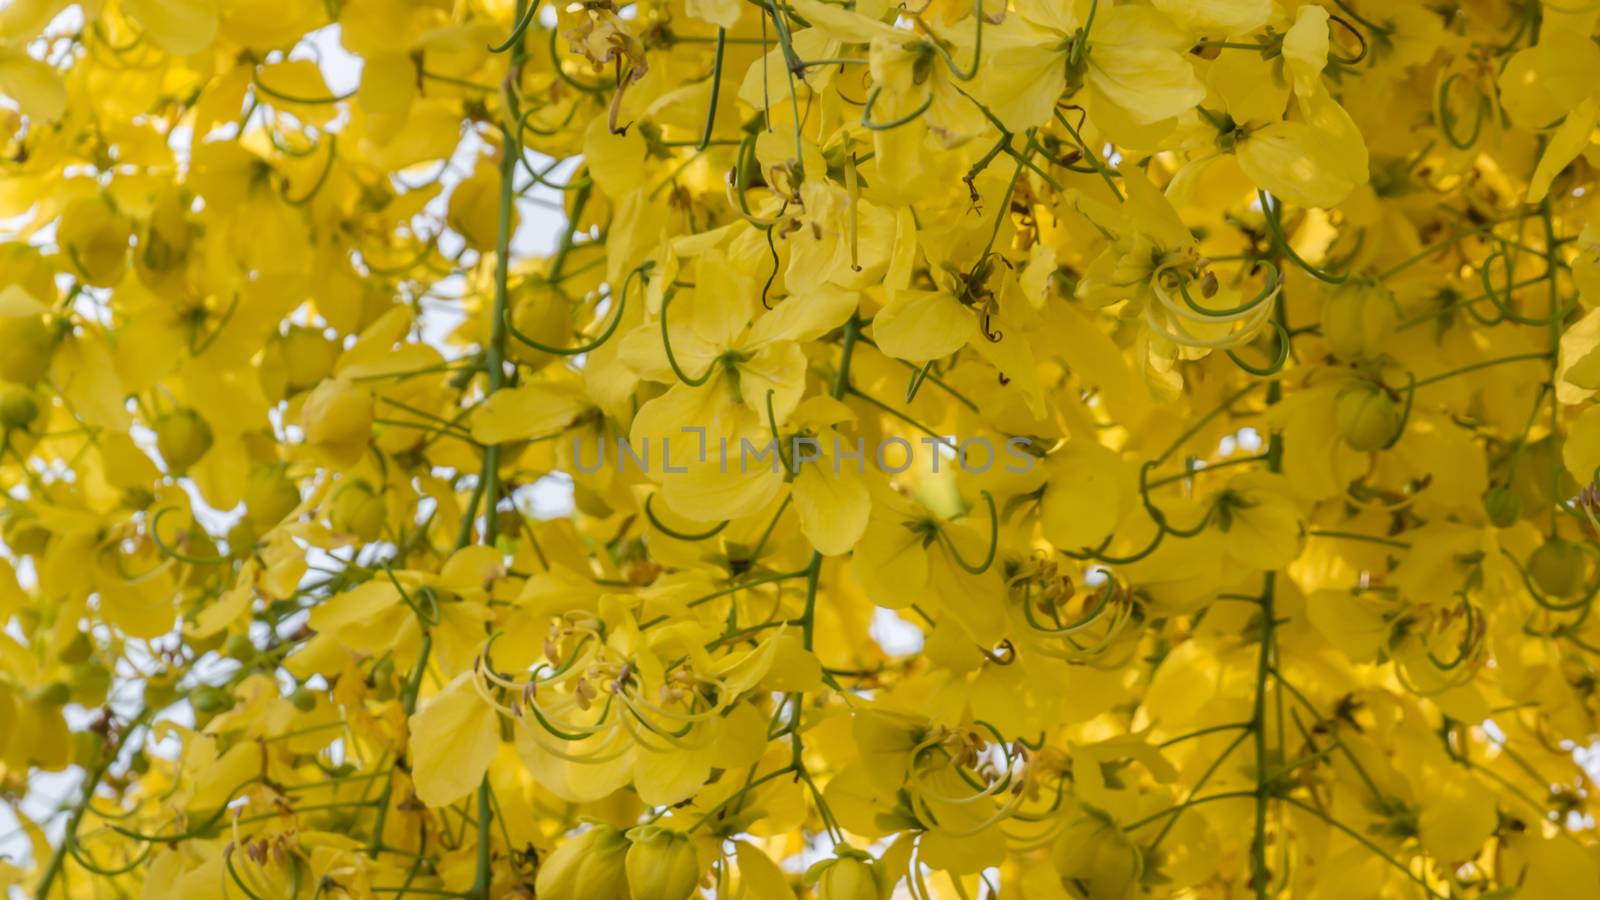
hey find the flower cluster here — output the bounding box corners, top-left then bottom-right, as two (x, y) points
(4, 0), (1600, 897)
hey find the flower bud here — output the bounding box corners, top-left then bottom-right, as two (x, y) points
(1321, 284), (1396, 359)
(226, 518), (259, 555)
(535, 824), (631, 899)
(0, 312), (55, 385)
(1528, 539), (1588, 598)
(625, 827), (704, 900)
(58, 194), (133, 288)
(0, 381), (39, 429)
(244, 464), (300, 525)
(1108, 234), (1159, 289)
(223, 633), (256, 662)
(447, 170), (515, 250)
(73, 729), (107, 769)
(190, 629), (226, 655)
(1483, 485), (1522, 528)
(330, 480), (387, 541)
(807, 851), (886, 900)
(153, 408), (215, 473)
(280, 325), (341, 393)
(301, 377), (374, 468)
(68, 662), (110, 706)
(1051, 814), (1140, 899)
(135, 187), (193, 291)
(3, 512), (50, 556)
(32, 681), (70, 706)
(143, 672), (180, 710)
(121, 487), (154, 511)
(507, 289), (572, 370)
(1335, 382), (1401, 452)
(58, 630), (92, 664)
(190, 684), (235, 715)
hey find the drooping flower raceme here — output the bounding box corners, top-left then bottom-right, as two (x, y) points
(7, 1), (1600, 898)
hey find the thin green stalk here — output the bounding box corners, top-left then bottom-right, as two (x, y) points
(34, 712), (149, 900)
(1248, 320), (1287, 897)
(465, 6), (528, 894)
(1541, 199), (1566, 536)
(1250, 568), (1277, 898)
(1407, 351), (1551, 390)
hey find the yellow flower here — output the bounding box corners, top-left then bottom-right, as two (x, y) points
(1498, 28), (1600, 131)
(535, 824), (632, 899)
(0, 47), (65, 123)
(57, 195), (133, 288)
(1320, 282), (1397, 360)
(299, 377), (375, 468)
(1207, 471), (1303, 571)
(0, 289), (54, 385)
(806, 850), (888, 900)
(407, 670), (500, 808)
(977, 3), (1203, 136)
(9, 0), (1600, 894)
(871, 287), (975, 362)
(448, 162), (517, 251)
(1050, 812), (1143, 900)
(624, 827), (706, 900)
(153, 407), (215, 473)
(1333, 380), (1402, 451)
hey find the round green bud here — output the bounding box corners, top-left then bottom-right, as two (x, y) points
(0, 381), (39, 429)
(0, 313), (55, 384)
(153, 408), (215, 473)
(289, 686), (318, 712)
(1483, 484), (1523, 528)
(1335, 382), (1402, 452)
(1528, 539), (1588, 598)
(190, 684), (236, 714)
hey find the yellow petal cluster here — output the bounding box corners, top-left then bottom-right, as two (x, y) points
(6, 1), (1600, 898)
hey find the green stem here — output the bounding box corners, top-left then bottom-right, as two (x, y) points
(778, 313), (861, 844)
(1406, 351), (1551, 390)
(1280, 798), (1443, 898)
(1157, 721), (1251, 749)
(1153, 382), (1261, 467)
(1542, 199), (1565, 537)
(1250, 571), (1277, 897)
(1146, 729), (1253, 850)
(1122, 790), (1258, 833)
(1305, 529), (1411, 549)
(368, 633), (433, 859)
(34, 711), (149, 900)
(471, 780), (492, 897)
(467, 8), (527, 894)
(1248, 336), (1287, 897)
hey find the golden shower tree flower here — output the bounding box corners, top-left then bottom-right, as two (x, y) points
(6, 1), (1600, 898)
